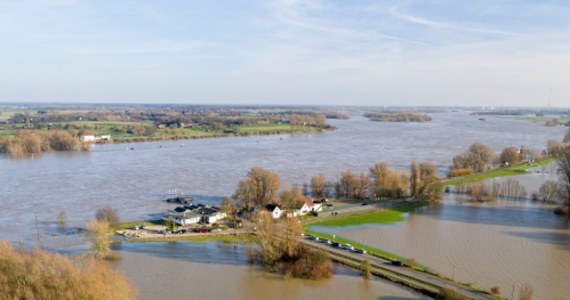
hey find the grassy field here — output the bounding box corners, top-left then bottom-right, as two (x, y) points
(444, 158), (556, 186)
(0, 120), (322, 141)
(0, 109), (36, 121)
(311, 209), (407, 227)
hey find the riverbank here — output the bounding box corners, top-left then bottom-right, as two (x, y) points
(444, 158), (555, 186)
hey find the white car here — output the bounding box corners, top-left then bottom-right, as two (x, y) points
(342, 244), (354, 251)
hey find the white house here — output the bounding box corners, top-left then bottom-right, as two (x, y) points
(204, 211), (227, 224)
(264, 204), (283, 219)
(80, 132), (95, 142)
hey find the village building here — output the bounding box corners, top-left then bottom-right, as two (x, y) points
(162, 203), (227, 226)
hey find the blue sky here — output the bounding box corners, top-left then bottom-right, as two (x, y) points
(1, 0), (569, 106)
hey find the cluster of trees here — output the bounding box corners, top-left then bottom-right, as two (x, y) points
(246, 212), (333, 279)
(364, 112), (432, 122)
(230, 163), (443, 214)
(455, 178), (528, 202)
(0, 241), (136, 299)
(450, 142), (544, 177)
(0, 130), (89, 157)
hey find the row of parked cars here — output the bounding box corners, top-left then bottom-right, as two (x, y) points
(305, 235), (367, 254)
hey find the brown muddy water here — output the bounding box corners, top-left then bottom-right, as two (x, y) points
(1, 111), (568, 299)
(114, 242), (429, 300)
(312, 174), (570, 300)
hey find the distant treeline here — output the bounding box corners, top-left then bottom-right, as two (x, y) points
(6, 109), (337, 131)
(471, 109), (570, 116)
(0, 130), (89, 157)
(364, 112), (432, 123)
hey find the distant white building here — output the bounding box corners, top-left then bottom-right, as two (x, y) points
(80, 132), (95, 142)
(264, 204), (283, 219)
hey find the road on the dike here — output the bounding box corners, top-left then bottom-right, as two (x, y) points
(300, 237), (495, 300)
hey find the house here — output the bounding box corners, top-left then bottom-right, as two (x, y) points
(289, 197), (323, 217)
(204, 211), (227, 224)
(264, 204), (283, 219)
(81, 132), (95, 142)
(162, 204), (227, 226)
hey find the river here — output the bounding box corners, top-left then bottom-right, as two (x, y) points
(0, 111), (567, 299)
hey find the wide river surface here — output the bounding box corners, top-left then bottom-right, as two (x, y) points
(1, 111), (568, 299)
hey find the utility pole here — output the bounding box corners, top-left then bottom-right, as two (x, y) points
(35, 213), (42, 243)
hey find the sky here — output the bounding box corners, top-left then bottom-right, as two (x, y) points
(1, 0), (569, 107)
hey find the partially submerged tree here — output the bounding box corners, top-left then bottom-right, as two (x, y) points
(370, 163), (409, 199)
(310, 173), (327, 198)
(535, 180), (559, 203)
(410, 162), (443, 202)
(86, 220), (113, 259)
(95, 206), (120, 227)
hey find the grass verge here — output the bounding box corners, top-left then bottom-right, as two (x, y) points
(444, 158), (555, 186)
(131, 234), (251, 243)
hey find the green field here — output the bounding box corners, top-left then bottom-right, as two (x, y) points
(444, 158), (556, 186)
(311, 209), (407, 227)
(0, 109), (36, 121)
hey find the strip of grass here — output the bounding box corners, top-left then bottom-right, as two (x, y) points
(114, 220), (161, 230)
(132, 234), (251, 243)
(445, 158), (555, 186)
(313, 209), (405, 227)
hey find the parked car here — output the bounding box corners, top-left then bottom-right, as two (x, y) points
(331, 242), (340, 247)
(307, 235), (319, 241)
(342, 244), (354, 251)
(391, 260), (403, 266)
(210, 228), (222, 233)
(320, 239), (332, 244)
(353, 249), (367, 254)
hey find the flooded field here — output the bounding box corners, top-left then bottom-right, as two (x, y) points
(115, 242), (428, 300)
(1, 111), (568, 299)
(313, 183), (569, 299)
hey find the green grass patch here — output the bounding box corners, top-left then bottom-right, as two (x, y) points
(313, 210), (406, 227)
(445, 158), (556, 186)
(114, 220), (162, 230)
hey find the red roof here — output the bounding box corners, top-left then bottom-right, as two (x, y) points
(82, 131), (94, 136)
(303, 196), (314, 206)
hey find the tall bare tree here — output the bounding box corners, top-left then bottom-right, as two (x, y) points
(235, 167), (280, 209)
(310, 173), (327, 198)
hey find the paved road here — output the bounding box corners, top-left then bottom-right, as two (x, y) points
(301, 238), (494, 300)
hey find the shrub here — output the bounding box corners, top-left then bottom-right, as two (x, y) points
(95, 206), (120, 226)
(57, 211), (67, 226)
(448, 168), (473, 178)
(490, 285), (501, 295)
(438, 287), (470, 300)
(0, 241), (137, 299)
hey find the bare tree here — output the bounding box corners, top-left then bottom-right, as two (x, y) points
(235, 167), (280, 209)
(339, 170), (357, 199)
(353, 173), (371, 200)
(87, 220), (112, 259)
(499, 146), (520, 166)
(536, 180), (559, 203)
(547, 139), (563, 157)
(95, 206), (120, 227)
(453, 142), (496, 172)
(563, 129), (570, 143)
(310, 173), (327, 198)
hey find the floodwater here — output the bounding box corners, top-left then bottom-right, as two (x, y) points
(114, 241), (428, 300)
(313, 175), (570, 300)
(0, 111), (568, 299)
